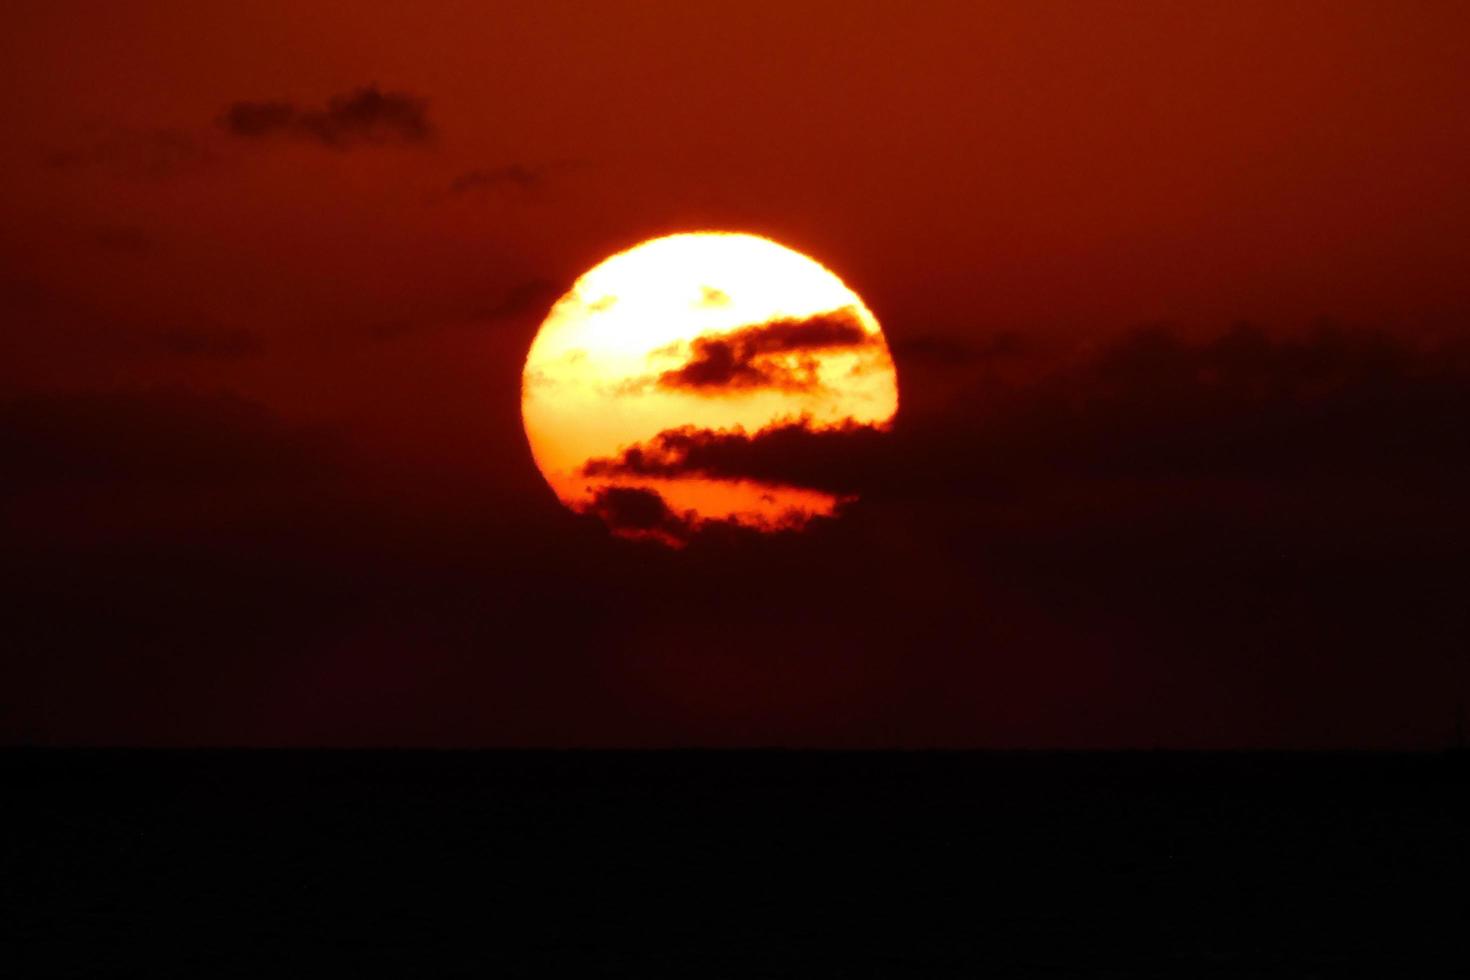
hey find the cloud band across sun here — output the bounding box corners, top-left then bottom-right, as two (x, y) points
(521, 233), (898, 543)
(654, 307), (877, 394)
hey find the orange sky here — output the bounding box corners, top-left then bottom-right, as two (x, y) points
(4, 2), (1467, 478)
(4, 2), (1470, 747)
(6, 3), (1470, 355)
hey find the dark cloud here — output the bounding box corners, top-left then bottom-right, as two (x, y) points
(582, 419), (888, 494)
(220, 85), (433, 148)
(0, 279), (263, 378)
(361, 278), (558, 341)
(584, 485), (696, 547)
(591, 320), (1470, 547)
(0, 388), (331, 492)
(658, 307), (876, 393)
(480, 278), (560, 321)
(890, 332), (1026, 366)
(222, 101), (296, 138)
(438, 159), (587, 201)
(938, 322), (1470, 486)
(587, 485), (677, 531)
(4, 322), (1468, 748)
(448, 164), (541, 194)
(42, 128), (214, 179)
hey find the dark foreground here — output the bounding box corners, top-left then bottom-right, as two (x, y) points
(3, 751), (1466, 977)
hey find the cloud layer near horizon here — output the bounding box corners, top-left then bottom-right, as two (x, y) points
(4, 319), (1467, 746)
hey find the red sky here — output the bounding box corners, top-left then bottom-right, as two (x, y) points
(3, 2), (1468, 747)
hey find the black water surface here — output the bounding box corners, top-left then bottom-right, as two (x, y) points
(4, 750), (1466, 976)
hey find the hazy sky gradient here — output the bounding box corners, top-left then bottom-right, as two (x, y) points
(3, 2), (1467, 746)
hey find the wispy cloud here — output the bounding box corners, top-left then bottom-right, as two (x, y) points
(220, 85), (433, 149)
(42, 128), (215, 179)
(442, 158), (588, 199)
(656, 307), (876, 393)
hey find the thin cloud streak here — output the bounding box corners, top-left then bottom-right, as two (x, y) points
(220, 85), (434, 148)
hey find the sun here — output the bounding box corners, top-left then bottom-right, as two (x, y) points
(522, 232), (898, 544)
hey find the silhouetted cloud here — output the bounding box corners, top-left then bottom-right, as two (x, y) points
(584, 485), (696, 547)
(658, 307), (876, 393)
(220, 85), (433, 148)
(42, 129), (214, 179)
(436, 159), (587, 202)
(0, 388), (332, 492)
(582, 419), (889, 493)
(890, 332), (1026, 366)
(448, 164), (540, 194)
(589, 321), (1470, 538)
(0, 278), (263, 372)
(949, 322), (1470, 485)
(6, 320), (1469, 748)
(480, 278), (560, 321)
(361, 278), (559, 341)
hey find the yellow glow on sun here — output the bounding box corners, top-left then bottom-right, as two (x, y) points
(522, 232), (898, 542)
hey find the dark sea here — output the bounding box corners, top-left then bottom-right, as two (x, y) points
(4, 750), (1466, 977)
